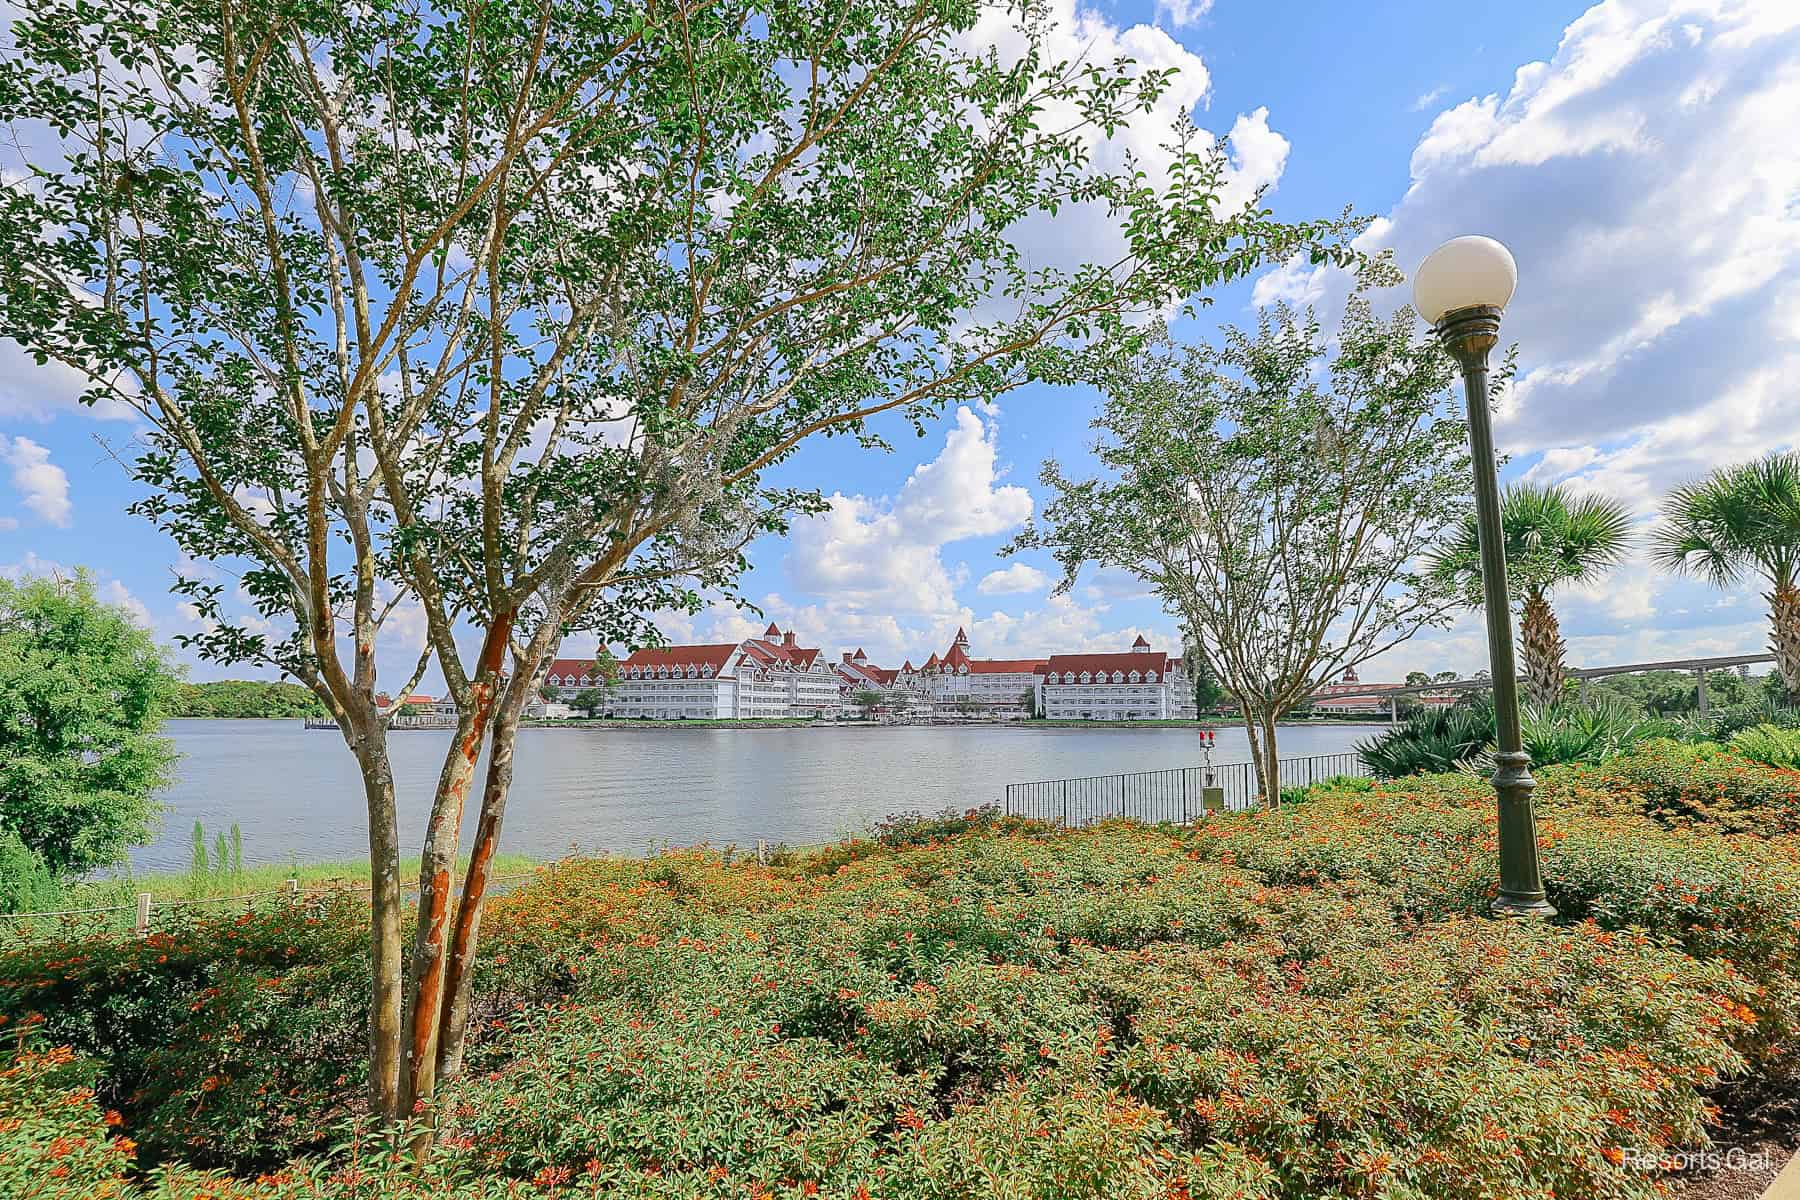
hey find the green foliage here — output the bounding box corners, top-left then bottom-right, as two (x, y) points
(1009, 297), (1471, 790)
(8, 746), (1800, 1195)
(168, 681), (327, 719)
(1357, 701), (1494, 778)
(1359, 697), (1654, 778)
(1538, 739), (1800, 837)
(0, 894), (371, 1172)
(1518, 697), (1658, 767)
(0, 830), (61, 915)
(0, 573), (177, 878)
(1427, 483), (1633, 605)
(1729, 723), (1800, 768)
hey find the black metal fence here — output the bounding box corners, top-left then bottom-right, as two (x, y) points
(1002, 751), (1365, 827)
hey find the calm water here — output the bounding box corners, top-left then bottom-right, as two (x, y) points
(132, 719), (1378, 871)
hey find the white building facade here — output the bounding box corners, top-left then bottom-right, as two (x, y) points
(543, 624), (839, 720)
(1039, 637), (1196, 721)
(918, 628), (1046, 719)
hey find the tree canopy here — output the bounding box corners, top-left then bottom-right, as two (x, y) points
(1012, 297), (1470, 796)
(0, 0), (1355, 1122)
(0, 573), (177, 879)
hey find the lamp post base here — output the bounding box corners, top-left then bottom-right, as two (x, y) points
(1490, 892), (1557, 919)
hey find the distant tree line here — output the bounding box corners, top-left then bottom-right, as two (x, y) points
(170, 680), (329, 719)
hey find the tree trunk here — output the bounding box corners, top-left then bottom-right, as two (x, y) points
(1772, 577), (1800, 702)
(435, 686), (527, 1083)
(1519, 590), (1567, 710)
(1240, 702), (1266, 803)
(400, 612), (512, 1118)
(347, 718), (405, 1122)
(1259, 709), (1281, 806)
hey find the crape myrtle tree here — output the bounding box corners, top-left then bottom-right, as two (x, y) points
(1427, 483), (1631, 708)
(0, 0), (1353, 1123)
(1010, 298), (1471, 800)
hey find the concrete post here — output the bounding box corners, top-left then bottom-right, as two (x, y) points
(134, 892), (152, 938)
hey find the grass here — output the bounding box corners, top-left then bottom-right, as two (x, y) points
(69, 852), (541, 906)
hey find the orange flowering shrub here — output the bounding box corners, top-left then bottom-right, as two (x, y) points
(5, 744), (1799, 1198)
(0, 893), (370, 1172)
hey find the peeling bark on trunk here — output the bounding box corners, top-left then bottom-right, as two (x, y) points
(346, 719), (404, 1121)
(399, 611), (513, 1119)
(1772, 579), (1800, 703)
(1520, 591), (1567, 710)
(434, 696), (523, 1083)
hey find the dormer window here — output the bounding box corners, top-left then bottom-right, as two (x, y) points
(702, 665), (713, 677)
(1146, 671), (1157, 682)
(1079, 672), (1091, 683)
(1129, 671), (1141, 683)
(1112, 671), (1125, 683)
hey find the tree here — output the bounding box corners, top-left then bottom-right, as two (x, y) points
(852, 689), (884, 719)
(1012, 298), (1470, 801)
(0, 0), (1348, 1124)
(0, 573), (177, 878)
(570, 688), (608, 718)
(1654, 453), (1800, 701)
(1405, 670), (1432, 687)
(1181, 637), (1225, 715)
(1427, 483), (1631, 708)
(1018, 686), (1041, 718)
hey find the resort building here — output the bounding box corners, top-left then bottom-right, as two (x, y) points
(1306, 666), (1458, 718)
(1039, 636), (1196, 721)
(918, 628), (1046, 719)
(542, 624), (840, 720)
(832, 648), (916, 716)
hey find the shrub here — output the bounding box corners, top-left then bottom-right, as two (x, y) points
(873, 804), (1048, 847)
(1357, 702), (1493, 778)
(1539, 740), (1800, 837)
(1730, 723), (1800, 769)
(0, 893), (370, 1172)
(0, 830), (60, 915)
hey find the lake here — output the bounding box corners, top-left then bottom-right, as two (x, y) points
(132, 719), (1381, 871)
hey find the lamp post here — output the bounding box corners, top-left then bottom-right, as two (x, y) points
(1414, 235), (1555, 919)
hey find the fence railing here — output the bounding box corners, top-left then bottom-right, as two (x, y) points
(1002, 751), (1366, 827)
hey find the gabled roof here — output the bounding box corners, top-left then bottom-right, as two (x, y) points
(1044, 651), (1171, 677)
(618, 644), (740, 674)
(764, 622), (781, 637)
(1132, 634), (1151, 648)
(967, 658), (1047, 674)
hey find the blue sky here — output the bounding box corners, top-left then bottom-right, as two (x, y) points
(4, 0), (1798, 683)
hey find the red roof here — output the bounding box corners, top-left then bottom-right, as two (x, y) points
(1044, 651), (1170, 677)
(1132, 634), (1151, 648)
(618, 644), (739, 673)
(967, 658), (1047, 674)
(941, 643), (971, 669)
(764, 622), (781, 636)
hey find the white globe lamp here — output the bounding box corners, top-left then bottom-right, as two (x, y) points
(1412, 235), (1517, 325)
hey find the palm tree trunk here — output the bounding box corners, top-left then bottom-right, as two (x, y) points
(1519, 591), (1567, 709)
(1772, 577), (1800, 702)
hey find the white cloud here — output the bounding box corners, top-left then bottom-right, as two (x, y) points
(1246, 0), (1800, 677)
(977, 562), (1051, 595)
(1153, 0), (1213, 29)
(4, 436), (72, 526)
(959, 0), (1287, 306)
(783, 405), (1032, 619)
(1411, 85), (1449, 111)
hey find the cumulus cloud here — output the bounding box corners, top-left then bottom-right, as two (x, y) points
(977, 562), (1051, 595)
(4, 436), (72, 526)
(1254, 0), (1800, 513)
(783, 406), (1032, 620)
(959, 0), (1288, 307)
(1246, 0), (1800, 675)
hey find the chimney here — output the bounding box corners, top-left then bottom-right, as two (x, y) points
(783, 631), (796, 647)
(842, 651), (852, 663)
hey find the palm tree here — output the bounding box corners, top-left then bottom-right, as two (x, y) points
(1653, 452), (1800, 701)
(1428, 483), (1633, 708)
